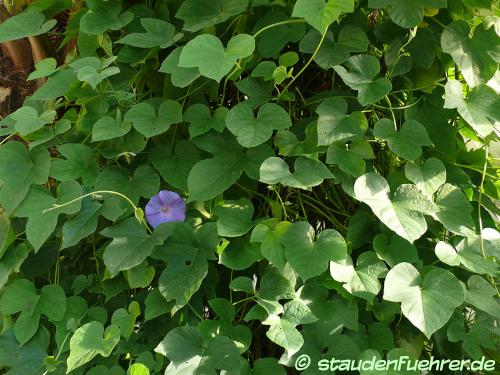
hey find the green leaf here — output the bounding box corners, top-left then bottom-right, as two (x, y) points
(92, 114), (131, 142)
(368, 0), (447, 28)
(185, 104), (228, 138)
(0, 142), (51, 213)
(465, 275), (500, 320)
(126, 261), (155, 288)
(316, 97), (368, 146)
(435, 240), (499, 276)
(333, 55), (392, 106)
(27, 58), (58, 81)
(246, 358), (286, 375)
(0, 11), (56, 43)
(124, 100), (183, 138)
(61, 199), (102, 249)
(0, 279), (66, 344)
(145, 288), (171, 321)
(179, 34), (255, 82)
(15, 180), (82, 251)
(330, 251), (387, 302)
(79, 0), (133, 35)
(50, 143), (99, 186)
(111, 301), (140, 340)
(404, 157), (446, 196)
(441, 21), (500, 87)
(263, 315), (304, 358)
(292, 0), (354, 32)
(444, 81), (500, 138)
(66, 321), (121, 373)
(354, 173), (436, 243)
(327, 141), (374, 177)
(102, 218), (172, 277)
(434, 183), (475, 236)
(383, 263), (464, 338)
(150, 141), (200, 192)
(251, 221), (291, 272)
(0, 209), (11, 257)
(226, 103), (291, 147)
(219, 239), (262, 271)
(280, 222), (347, 281)
(31, 70), (78, 101)
(129, 363), (150, 375)
(373, 119), (432, 161)
(158, 223), (214, 314)
(448, 320), (496, 359)
(159, 47), (201, 88)
(260, 157), (334, 189)
(0, 244), (29, 290)
(0, 330), (46, 375)
(300, 26), (369, 69)
(175, 0), (249, 32)
(10, 106), (56, 136)
(187, 153), (242, 201)
(373, 233), (420, 267)
(215, 198), (254, 237)
(117, 18), (176, 48)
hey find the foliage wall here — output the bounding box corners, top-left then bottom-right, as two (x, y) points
(0, 0), (499, 374)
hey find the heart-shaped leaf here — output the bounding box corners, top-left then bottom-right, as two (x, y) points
(383, 263), (464, 338)
(333, 55), (392, 105)
(226, 103), (291, 147)
(179, 34), (255, 81)
(373, 119), (432, 161)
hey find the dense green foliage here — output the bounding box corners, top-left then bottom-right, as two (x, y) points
(0, 0), (499, 374)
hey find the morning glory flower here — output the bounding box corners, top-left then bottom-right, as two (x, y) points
(145, 190), (186, 228)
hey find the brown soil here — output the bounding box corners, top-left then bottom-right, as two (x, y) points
(0, 52), (35, 118)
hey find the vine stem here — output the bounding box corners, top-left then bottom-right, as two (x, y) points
(253, 19), (305, 39)
(43, 190), (152, 233)
(275, 27), (329, 101)
(477, 144), (500, 296)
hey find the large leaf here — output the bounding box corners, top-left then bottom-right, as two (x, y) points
(404, 157), (446, 196)
(157, 223), (216, 314)
(0, 142), (51, 213)
(354, 173), (436, 243)
(444, 81), (500, 138)
(333, 55), (392, 105)
(116, 18), (176, 48)
(124, 101), (183, 138)
(0, 279), (66, 344)
(369, 0), (447, 28)
(373, 119), (432, 161)
(79, 0), (133, 34)
(260, 157), (334, 189)
(316, 97), (368, 146)
(441, 21), (500, 87)
(330, 251), (387, 302)
(0, 11), (56, 43)
(383, 263), (464, 338)
(179, 34), (255, 82)
(226, 103), (291, 147)
(280, 222), (347, 281)
(15, 181), (82, 251)
(101, 218), (173, 277)
(66, 321), (121, 373)
(176, 0), (249, 32)
(292, 0), (355, 32)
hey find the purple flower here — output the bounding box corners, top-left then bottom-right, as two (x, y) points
(145, 190), (186, 228)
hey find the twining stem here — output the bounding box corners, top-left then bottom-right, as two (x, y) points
(276, 27), (329, 100)
(476, 145), (500, 296)
(253, 19), (306, 38)
(43, 190), (152, 232)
